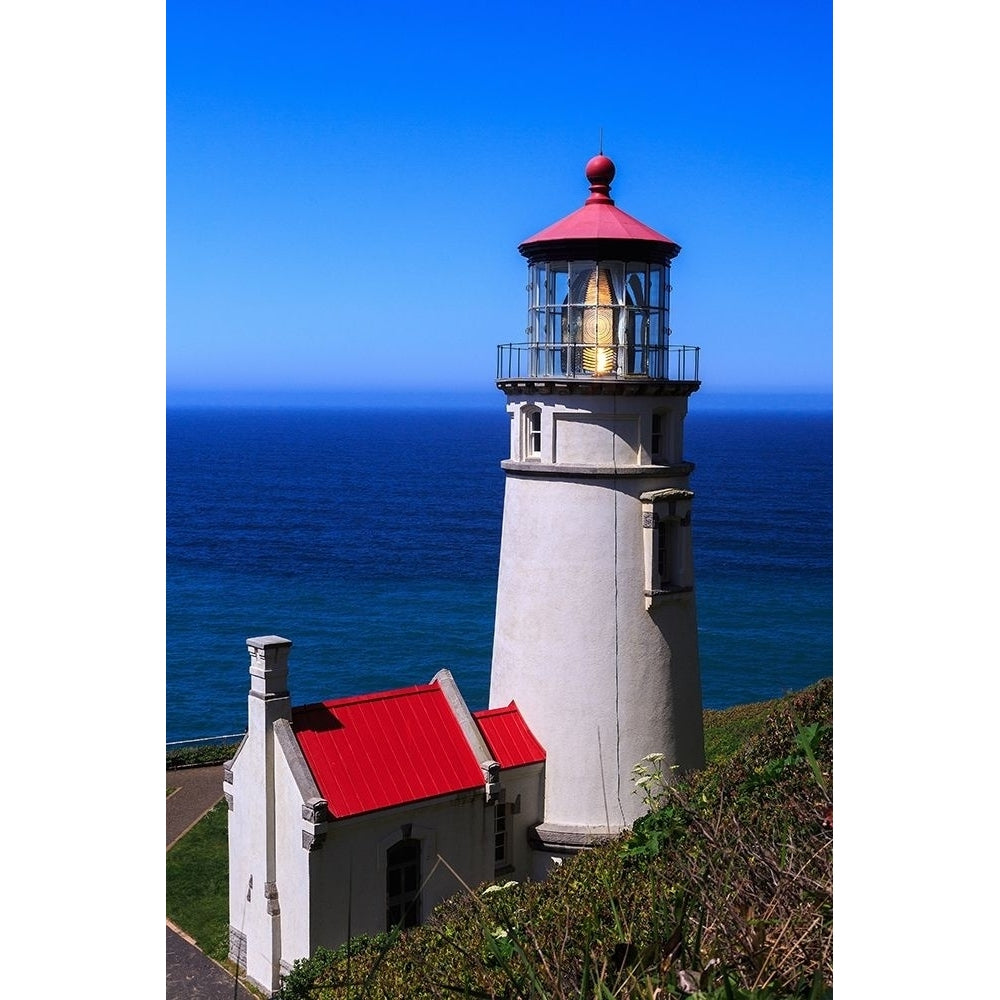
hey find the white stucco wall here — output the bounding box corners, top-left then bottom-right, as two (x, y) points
(273, 727), (316, 972)
(304, 791), (496, 951)
(228, 729), (285, 994)
(490, 394), (704, 841)
(554, 412), (640, 466)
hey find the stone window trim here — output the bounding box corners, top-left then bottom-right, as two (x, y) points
(640, 488), (694, 608)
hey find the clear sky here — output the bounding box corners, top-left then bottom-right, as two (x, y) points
(167, 1), (832, 398)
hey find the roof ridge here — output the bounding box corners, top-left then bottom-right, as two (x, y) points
(293, 682), (438, 714)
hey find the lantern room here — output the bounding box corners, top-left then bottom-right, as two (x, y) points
(497, 154), (699, 387)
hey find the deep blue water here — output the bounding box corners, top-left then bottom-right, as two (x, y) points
(166, 404), (831, 743)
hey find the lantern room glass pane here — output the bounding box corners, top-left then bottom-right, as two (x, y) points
(530, 264), (544, 309)
(552, 265), (568, 309)
(625, 263), (648, 375)
(527, 261), (578, 374)
(566, 261), (625, 376)
(626, 264), (648, 308)
(649, 264), (663, 308)
(648, 313), (663, 376)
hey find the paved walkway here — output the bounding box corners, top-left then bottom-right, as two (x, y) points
(167, 764), (226, 848)
(167, 765), (256, 999)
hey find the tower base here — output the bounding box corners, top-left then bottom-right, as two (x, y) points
(527, 822), (628, 879)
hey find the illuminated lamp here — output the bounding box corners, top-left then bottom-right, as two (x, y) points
(581, 267), (617, 375)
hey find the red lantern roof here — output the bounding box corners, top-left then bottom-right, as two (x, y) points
(518, 154), (681, 263)
(292, 681), (544, 818)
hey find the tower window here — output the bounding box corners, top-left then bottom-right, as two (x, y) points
(526, 408), (542, 457)
(386, 838), (421, 930)
(657, 519), (673, 586)
(651, 413), (663, 458)
(641, 488), (694, 608)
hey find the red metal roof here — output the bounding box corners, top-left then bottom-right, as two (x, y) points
(474, 702), (546, 768)
(521, 202), (678, 247)
(292, 683), (485, 818)
(518, 154), (680, 262)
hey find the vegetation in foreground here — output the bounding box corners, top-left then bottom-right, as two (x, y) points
(278, 680), (832, 999)
(166, 680), (832, 998)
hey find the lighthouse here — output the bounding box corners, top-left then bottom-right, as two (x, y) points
(489, 154), (705, 868)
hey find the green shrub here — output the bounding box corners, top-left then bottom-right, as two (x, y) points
(166, 740), (242, 770)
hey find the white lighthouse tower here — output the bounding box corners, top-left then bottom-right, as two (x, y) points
(489, 154), (705, 867)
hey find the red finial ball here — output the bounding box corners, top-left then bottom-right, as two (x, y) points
(584, 154), (616, 205)
(585, 154), (616, 187)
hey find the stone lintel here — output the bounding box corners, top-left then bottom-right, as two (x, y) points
(639, 487), (694, 503)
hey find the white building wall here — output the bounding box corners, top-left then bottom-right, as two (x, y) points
(225, 742), (254, 970)
(306, 791), (495, 950)
(273, 727), (316, 976)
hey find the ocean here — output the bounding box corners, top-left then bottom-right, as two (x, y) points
(166, 399), (832, 743)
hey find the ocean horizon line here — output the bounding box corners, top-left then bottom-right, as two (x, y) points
(166, 386), (833, 412)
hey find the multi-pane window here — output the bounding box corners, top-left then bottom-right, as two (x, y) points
(527, 410), (542, 456)
(386, 838), (421, 930)
(494, 803), (511, 869)
(657, 520), (674, 588)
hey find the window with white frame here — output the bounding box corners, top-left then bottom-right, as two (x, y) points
(494, 802), (511, 869)
(525, 407), (542, 458)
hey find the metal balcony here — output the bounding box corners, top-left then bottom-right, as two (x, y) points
(496, 343), (700, 383)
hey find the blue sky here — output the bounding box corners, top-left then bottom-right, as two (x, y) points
(167, 1), (831, 398)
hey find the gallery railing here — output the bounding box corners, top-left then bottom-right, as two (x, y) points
(496, 343), (700, 382)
